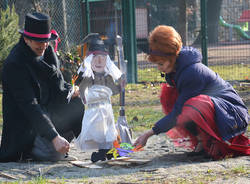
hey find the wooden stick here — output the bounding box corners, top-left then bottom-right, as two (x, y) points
(0, 172), (18, 180)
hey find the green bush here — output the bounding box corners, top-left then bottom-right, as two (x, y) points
(0, 5), (19, 73)
(57, 48), (81, 83)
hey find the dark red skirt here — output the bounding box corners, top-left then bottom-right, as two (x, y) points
(160, 83), (250, 160)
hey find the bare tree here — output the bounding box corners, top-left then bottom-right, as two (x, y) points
(31, 0), (42, 12)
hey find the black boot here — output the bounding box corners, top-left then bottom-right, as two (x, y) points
(91, 149), (108, 163)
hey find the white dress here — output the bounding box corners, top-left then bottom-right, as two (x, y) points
(75, 84), (118, 151)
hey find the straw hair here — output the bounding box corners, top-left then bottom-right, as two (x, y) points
(148, 25), (182, 63)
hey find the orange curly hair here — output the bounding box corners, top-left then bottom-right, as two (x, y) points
(148, 25), (182, 64)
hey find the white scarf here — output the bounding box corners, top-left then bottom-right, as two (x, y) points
(77, 54), (122, 81)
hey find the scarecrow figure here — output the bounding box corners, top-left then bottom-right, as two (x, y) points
(69, 33), (125, 162)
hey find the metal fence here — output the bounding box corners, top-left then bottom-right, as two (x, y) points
(136, 0), (202, 82)
(210, 0), (250, 81)
(1, 0), (249, 83)
(0, 0), (83, 51)
(135, 0), (250, 82)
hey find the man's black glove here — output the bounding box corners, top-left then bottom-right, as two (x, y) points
(43, 45), (70, 91)
(31, 56), (56, 79)
(44, 45), (60, 69)
(43, 45), (64, 78)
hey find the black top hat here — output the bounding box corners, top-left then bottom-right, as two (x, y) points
(19, 12), (58, 42)
(81, 33), (108, 56)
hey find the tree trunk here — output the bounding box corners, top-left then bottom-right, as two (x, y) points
(207, 0), (223, 44)
(177, 0), (187, 45)
(193, 0), (223, 45)
(12, 0), (34, 27)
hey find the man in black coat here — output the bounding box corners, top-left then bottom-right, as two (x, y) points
(0, 12), (84, 162)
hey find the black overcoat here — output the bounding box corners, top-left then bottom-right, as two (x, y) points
(0, 37), (78, 162)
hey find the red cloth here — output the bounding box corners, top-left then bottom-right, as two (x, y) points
(160, 83), (250, 160)
(160, 83), (178, 115)
(51, 29), (60, 52)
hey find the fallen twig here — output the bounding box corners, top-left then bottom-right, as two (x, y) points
(0, 172), (18, 180)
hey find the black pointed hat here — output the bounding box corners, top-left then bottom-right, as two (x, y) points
(81, 33), (108, 56)
(19, 12), (58, 42)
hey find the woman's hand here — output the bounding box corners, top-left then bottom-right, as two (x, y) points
(133, 129), (155, 147)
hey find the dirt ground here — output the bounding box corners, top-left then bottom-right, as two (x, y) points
(0, 132), (249, 184)
(0, 84), (249, 184)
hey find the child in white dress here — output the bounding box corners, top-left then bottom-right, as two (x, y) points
(72, 33), (125, 162)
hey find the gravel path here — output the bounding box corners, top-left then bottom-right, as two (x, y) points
(0, 132), (249, 184)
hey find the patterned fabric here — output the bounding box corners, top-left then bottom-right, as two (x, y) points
(160, 86), (250, 160)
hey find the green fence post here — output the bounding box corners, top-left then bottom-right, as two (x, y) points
(200, 0), (208, 66)
(122, 0), (137, 83)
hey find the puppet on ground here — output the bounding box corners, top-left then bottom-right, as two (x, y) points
(68, 33), (126, 163)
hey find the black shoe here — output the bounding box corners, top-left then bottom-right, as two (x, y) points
(91, 150), (107, 163)
(99, 149), (114, 160)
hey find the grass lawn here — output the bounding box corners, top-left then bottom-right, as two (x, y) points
(138, 64), (250, 82)
(0, 84), (249, 134)
(0, 83), (164, 133)
(0, 64), (249, 133)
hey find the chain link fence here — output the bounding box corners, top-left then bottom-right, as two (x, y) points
(0, 0), (83, 83)
(0, 0), (249, 83)
(136, 0), (202, 82)
(135, 0), (250, 82)
(210, 0), (250, 81)
(0, 0), (83, 51)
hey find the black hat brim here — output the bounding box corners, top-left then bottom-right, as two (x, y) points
(19, 29), (58, 42)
